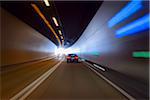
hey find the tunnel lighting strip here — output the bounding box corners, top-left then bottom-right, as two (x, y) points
(116, 14), (149, 38)
(108, 0), (142, 28)
(52, 17), (59, 26)
(43, 0), (50, 6)
(62, 39), (64, 43)
(132, 51), (150, 58)
(58, 30), (62, 35)
(31, 4), (61, 45)
(61, 36), (63, 39)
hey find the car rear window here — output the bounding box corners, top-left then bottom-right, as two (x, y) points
(68, 54), (77, 57)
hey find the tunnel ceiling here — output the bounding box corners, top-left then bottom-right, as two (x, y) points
(54, 1), (103, 47)
(1, 1), (102, 47)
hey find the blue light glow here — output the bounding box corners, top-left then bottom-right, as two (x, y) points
(108, 0), (142, 28)
(116, 14), (149, 38)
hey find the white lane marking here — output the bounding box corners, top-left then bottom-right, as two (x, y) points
(10, 59), (64, 100)
(93, 64), (105, 72)
(83, 61), (135, 100)
(37, 56), (56, 62)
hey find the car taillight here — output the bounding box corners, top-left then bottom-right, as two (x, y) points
(67, 56), (71, 59)
(75, 56), (78, 59)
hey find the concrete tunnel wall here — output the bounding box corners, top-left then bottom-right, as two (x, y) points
(1, 8), (57, 66)
(70, 1), (149, 82)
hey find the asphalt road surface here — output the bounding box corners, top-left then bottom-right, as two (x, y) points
(1, 58), (58, 99)
(26, 61), (127, 100)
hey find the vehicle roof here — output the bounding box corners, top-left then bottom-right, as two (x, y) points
(68, 54), (77, 56)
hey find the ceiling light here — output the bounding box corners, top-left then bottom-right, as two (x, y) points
(31, 4), (61, 45)
(52, 17), (59, 26)
(58, 30), (62, 35)
(61, 36), (63, 39)
(43, 0), (50, 6)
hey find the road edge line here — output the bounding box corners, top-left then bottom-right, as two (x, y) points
(93, 64), (105, 72)
(10, 59), (63, 100)
(83, 61), (135, 100)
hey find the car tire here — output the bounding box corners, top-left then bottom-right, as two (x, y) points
(76, 60), (78, 63)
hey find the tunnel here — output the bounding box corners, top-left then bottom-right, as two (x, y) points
(0, 0), (149, 100)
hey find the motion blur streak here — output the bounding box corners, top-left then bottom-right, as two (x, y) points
(133, 51), (150, 58)
(108, 0), (142, 28)
(116, 14), (149, 38)
(31, 4), (61, 45)
(43, 0), (50, 6)
(52, 17), (59, 26)
(70, 1), (149, 83)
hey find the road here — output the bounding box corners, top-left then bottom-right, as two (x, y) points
(1, 58), (128, 100)
(1, 58), (58, 99)
(26, 60), (126, 100)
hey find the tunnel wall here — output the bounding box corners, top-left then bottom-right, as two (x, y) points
(70, 1), (149, 82)
(1, 8), (57, 66)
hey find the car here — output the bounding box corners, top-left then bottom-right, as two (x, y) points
(66, 54), (79, 63)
